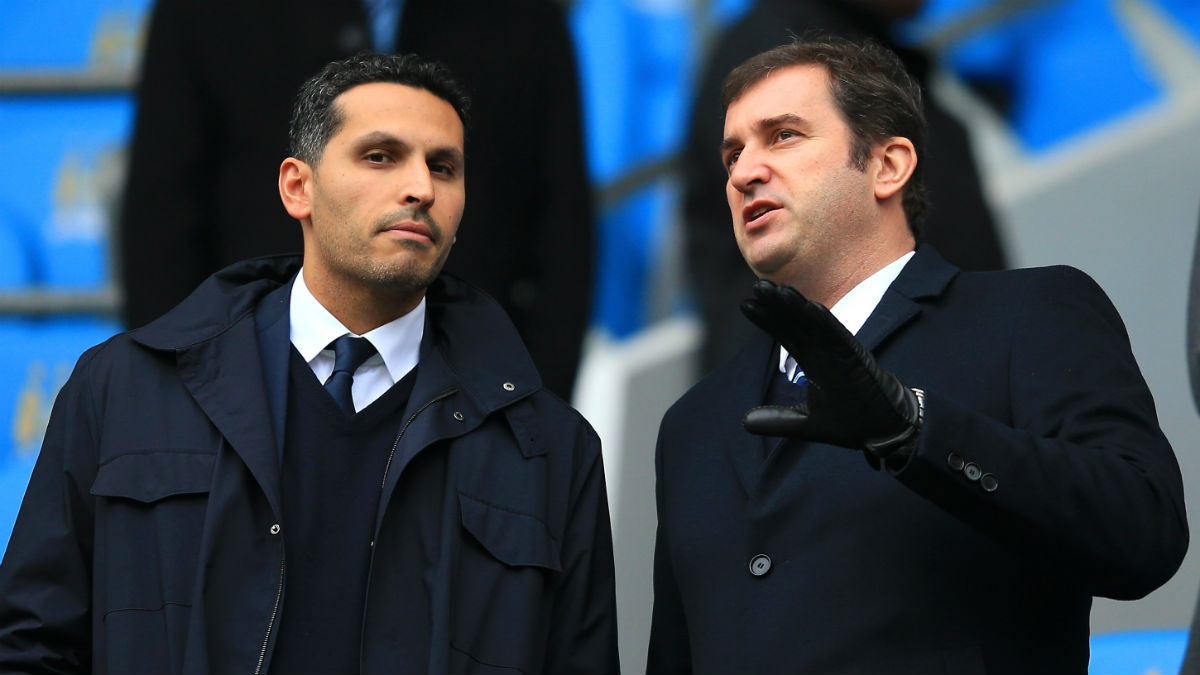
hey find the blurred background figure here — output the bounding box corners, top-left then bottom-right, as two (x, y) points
(683, 0), (1007, 373)
(119, 0), (594, 401)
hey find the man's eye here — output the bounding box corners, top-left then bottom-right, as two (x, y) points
(430, 163), (456, 176)
(365, 152), (391, 163)
(776, 130), (797, 142)
(725, 151), (740, 170)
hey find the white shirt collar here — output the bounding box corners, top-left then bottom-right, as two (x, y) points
(779, 250), (915, 375)
(290, 267), (424, 384)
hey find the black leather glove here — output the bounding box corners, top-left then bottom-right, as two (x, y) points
(740, 279), (923, 460)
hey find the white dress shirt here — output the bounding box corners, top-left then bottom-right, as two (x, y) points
(290, 268), (424, 412)
(781, 251), (915, 380)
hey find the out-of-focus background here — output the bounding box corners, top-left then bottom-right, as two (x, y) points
(1, 1), (1199, 673)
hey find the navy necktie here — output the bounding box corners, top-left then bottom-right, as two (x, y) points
(324, 336), (377, 414)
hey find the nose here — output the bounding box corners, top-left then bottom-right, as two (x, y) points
(728, 146), (769, 195)
(401, 159), (435, 206)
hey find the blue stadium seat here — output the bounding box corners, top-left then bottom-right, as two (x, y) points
(906, 0), (1165, 152)
(1089, 628), (1188, 675)
(593, 180), (679, 339)
(0, 0), (151, 71)
(1152, 0), (1200, 48)
(571, 0), (700, 337)
(0, 96), (133, 290)
(1010, 0), (1162, 152)
(0, 317), (120, 554)
(0, 210), (34, 289)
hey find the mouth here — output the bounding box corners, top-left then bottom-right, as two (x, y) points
(380, 220), (435, 245)
(742, 199), (781, 228)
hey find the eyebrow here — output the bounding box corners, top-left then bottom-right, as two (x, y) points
(353, 130), (406, 152)
(352, 131), (465, 167)
(428, 146), (466, 169)
(719, 113), (809, 154)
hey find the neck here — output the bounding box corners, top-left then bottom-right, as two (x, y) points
(304, 270), (424, 335)
(781, 229), (914, 308)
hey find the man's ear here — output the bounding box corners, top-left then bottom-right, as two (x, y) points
(279, 157), (314, 221)
(872, 136), (916, 202)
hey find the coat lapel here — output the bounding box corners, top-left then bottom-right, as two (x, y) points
(856, 246), (959, 352)
(717, 330), (778, 497)
(177, 313), (284, 518)
(255, 280), (293, 460)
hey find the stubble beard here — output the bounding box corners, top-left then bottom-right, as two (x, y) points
(323, 207), (453, 297)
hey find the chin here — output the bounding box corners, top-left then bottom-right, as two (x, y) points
(743, 250), (789, 278)
(352, 258), (433, 291)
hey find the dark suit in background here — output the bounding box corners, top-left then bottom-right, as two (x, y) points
(648, 246), (1187, 673)
(684, 0), (1007, 373)
(120, 0), (593, 400)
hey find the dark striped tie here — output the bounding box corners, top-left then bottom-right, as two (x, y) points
(786, 357), (808, 402)
(324, 336), (377, 414)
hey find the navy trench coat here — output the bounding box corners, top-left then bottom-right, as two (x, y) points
(0, 255), (619, 674)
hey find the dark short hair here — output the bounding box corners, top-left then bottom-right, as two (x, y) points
(722, 36), (928, 235)
(289, 52), (471, 165)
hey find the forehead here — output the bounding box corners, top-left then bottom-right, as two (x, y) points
(723, 64), (840, 135)
(332, 82), (464, 147)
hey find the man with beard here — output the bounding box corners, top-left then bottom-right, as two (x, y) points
(0, 53), (618, 675)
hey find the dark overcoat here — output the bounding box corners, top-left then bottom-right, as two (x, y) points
(0, 256), (619, 674)
(648, 247), (1187, 674)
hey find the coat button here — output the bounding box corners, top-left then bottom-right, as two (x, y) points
(947, 452), (965, 471)
(749, 554), (772, 577)
(980, 473), (999, 492)
(963, 463), (982, 481)
(269, 523), (281, 535)
(453, 411), (465, 422)
(502, 382), (516, 392)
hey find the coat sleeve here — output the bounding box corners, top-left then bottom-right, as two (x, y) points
(646, 432), (692, 675)
(893, 266), (1188, 600)
(542, 420), (620, 674)
(118, 0), (217, 328)
(0, 349), (103, 673)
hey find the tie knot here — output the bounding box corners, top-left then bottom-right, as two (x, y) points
(329, 336), (377, 376)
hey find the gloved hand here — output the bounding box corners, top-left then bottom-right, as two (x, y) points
(740, 279), (923, 460)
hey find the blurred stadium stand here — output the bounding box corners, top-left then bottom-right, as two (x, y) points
(0, 0), (150, 560)
(1090, 628), (1188, 675)
(2, 2), (1200, 673)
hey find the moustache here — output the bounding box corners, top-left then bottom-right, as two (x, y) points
(374, 207), (442, 243)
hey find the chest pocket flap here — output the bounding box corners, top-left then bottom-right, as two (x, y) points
(90, 451), (216, 503)
(458, 492), (561, 572)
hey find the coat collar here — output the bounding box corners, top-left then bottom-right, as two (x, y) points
(855, 245), (958, 351)
(129, 255), (300, 351)
(124, 255), (544, 515)
(126, 254), (543, 409)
